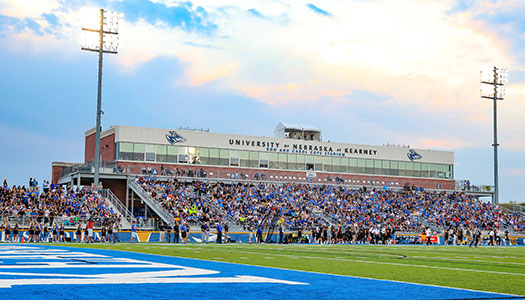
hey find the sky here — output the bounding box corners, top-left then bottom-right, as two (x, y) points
(0, 0), (524, 203)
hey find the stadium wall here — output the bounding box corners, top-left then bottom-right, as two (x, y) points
(5, 230), (525, 245)
(85, 127), (116, 163)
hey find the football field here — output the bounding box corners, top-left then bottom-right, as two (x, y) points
(59, 243), (525, 296)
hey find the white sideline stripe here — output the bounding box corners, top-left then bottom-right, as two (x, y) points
(128, 247), (521, 297)
(189, 247), (525, 277)
(84, 244), (523, 297)
(0, 275), (307, 288)
(207, 245), (525, 266)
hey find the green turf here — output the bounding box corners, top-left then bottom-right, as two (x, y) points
(61, 243), (525, 296)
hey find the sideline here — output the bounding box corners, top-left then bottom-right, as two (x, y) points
(57, 244), (523, 297)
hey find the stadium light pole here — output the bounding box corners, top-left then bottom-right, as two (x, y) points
(81, 9), (121, 187)
(480, 67), (508, 205)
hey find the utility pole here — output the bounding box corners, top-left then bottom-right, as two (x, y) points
(81, 9), (121, 187)
(480, 67), (508, 205)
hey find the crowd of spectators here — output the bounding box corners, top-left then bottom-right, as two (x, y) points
(135, 177), (525, 234)
(0, 178), (119, 228)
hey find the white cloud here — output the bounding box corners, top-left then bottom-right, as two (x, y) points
(0, 0), (60, 18)
(1, 0), (525, 150)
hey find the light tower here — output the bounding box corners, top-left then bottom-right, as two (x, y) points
(480, 67), (508, 205)
(81, 9), (121, 187)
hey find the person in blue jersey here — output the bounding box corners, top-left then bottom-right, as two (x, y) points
(131, 221), (138, 243)
(180, 222), (187, 243)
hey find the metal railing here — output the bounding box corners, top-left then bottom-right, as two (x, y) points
(0, 215), (118, 229)
(127, 178), (175, 226)
(59, 161), (119, 178)
(455, 180), (493, 193)
(101, 189), (135, 224)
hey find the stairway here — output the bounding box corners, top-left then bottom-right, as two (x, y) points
(101, 189), (134, 229)
(127, 178), (175, 226)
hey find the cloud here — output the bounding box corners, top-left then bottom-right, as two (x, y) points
(1, 0), (525, 151)
(306, 3), (332, 17)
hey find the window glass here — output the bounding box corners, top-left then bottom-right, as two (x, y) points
(118, 142), (134, 161)
(269, 153), (278, 169)
(188, 147), (200, 164)
(145, 144), (155, 153)
(156, 145), (167, 155)
(390, 161), (398, 176)
(287, 154), (296, 170)
(120, 142), (133, 152)
(332, 157), (340, 172)
(200, 148), (209, 165)
(259, 152), (268, 160)
(145, 144), (155, 162)
(219, 149), (229, 166)
(167, 146), (178, 155)
(133, 143), (144, 161)
(209, 148), (220, 165)
(277, 153), (287, 169)
(413, 162), (421, 177)
(210, 148), (219, 157)
(323, 157), (332, 172)
(398, 161), (406, 176)
(357, 159), (365, 174)
(306, 156), (314, 163)
(239, 151), (249, 160)
(249, 151), (259, 168)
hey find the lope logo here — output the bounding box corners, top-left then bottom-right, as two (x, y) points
(407, 149), (422, 161)
(166, 130), (186, 144)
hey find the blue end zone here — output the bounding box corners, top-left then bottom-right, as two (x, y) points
(0, 244), (518, 299)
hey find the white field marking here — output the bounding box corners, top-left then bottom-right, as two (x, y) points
(0, 246), (307, 288)
(239, 257), (248, 260)
(190, 247), (525, 277)
(186, 245), (525, 266)
(0, 275), (307, 288)
(407, 255), (525, 266)
(135, 247), (520, 298)
(264, 257), (274, 260)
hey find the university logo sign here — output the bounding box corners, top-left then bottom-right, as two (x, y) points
(407, 149), (422, 161)
(166, 131), (186, 144)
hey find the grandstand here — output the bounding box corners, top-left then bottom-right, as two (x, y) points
(1, 124), (523, 245)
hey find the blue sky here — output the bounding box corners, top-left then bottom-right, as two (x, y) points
(1, 0), (524, 203)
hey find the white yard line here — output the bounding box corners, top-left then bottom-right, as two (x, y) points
(188, 247), (525, 277)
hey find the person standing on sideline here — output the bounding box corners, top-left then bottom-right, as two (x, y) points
(173, 222), (179, 244)
(87, 219), (94, 243)
(425, 227), (432, 246)
(279, 223), (284, 244)
(224, 222), (229, 243)
(216, 222), (223, 244)
(180, 222), (187, 244)
(469, 227), (480, 247)
(113, 221), (120, 243)
(5, 223), (11, 242)
(200, 222), (206, 244)
(76, 225), (82, 242)
(256, 226), (263, 243)
(248, 224), (255, 244)
(131, 221), (138, 243)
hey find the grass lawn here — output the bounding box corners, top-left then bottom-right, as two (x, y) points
(61, 243), (525, 296)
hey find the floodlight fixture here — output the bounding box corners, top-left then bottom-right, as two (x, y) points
(81, 9), (122, 187)
(480, 66), (509, 205)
